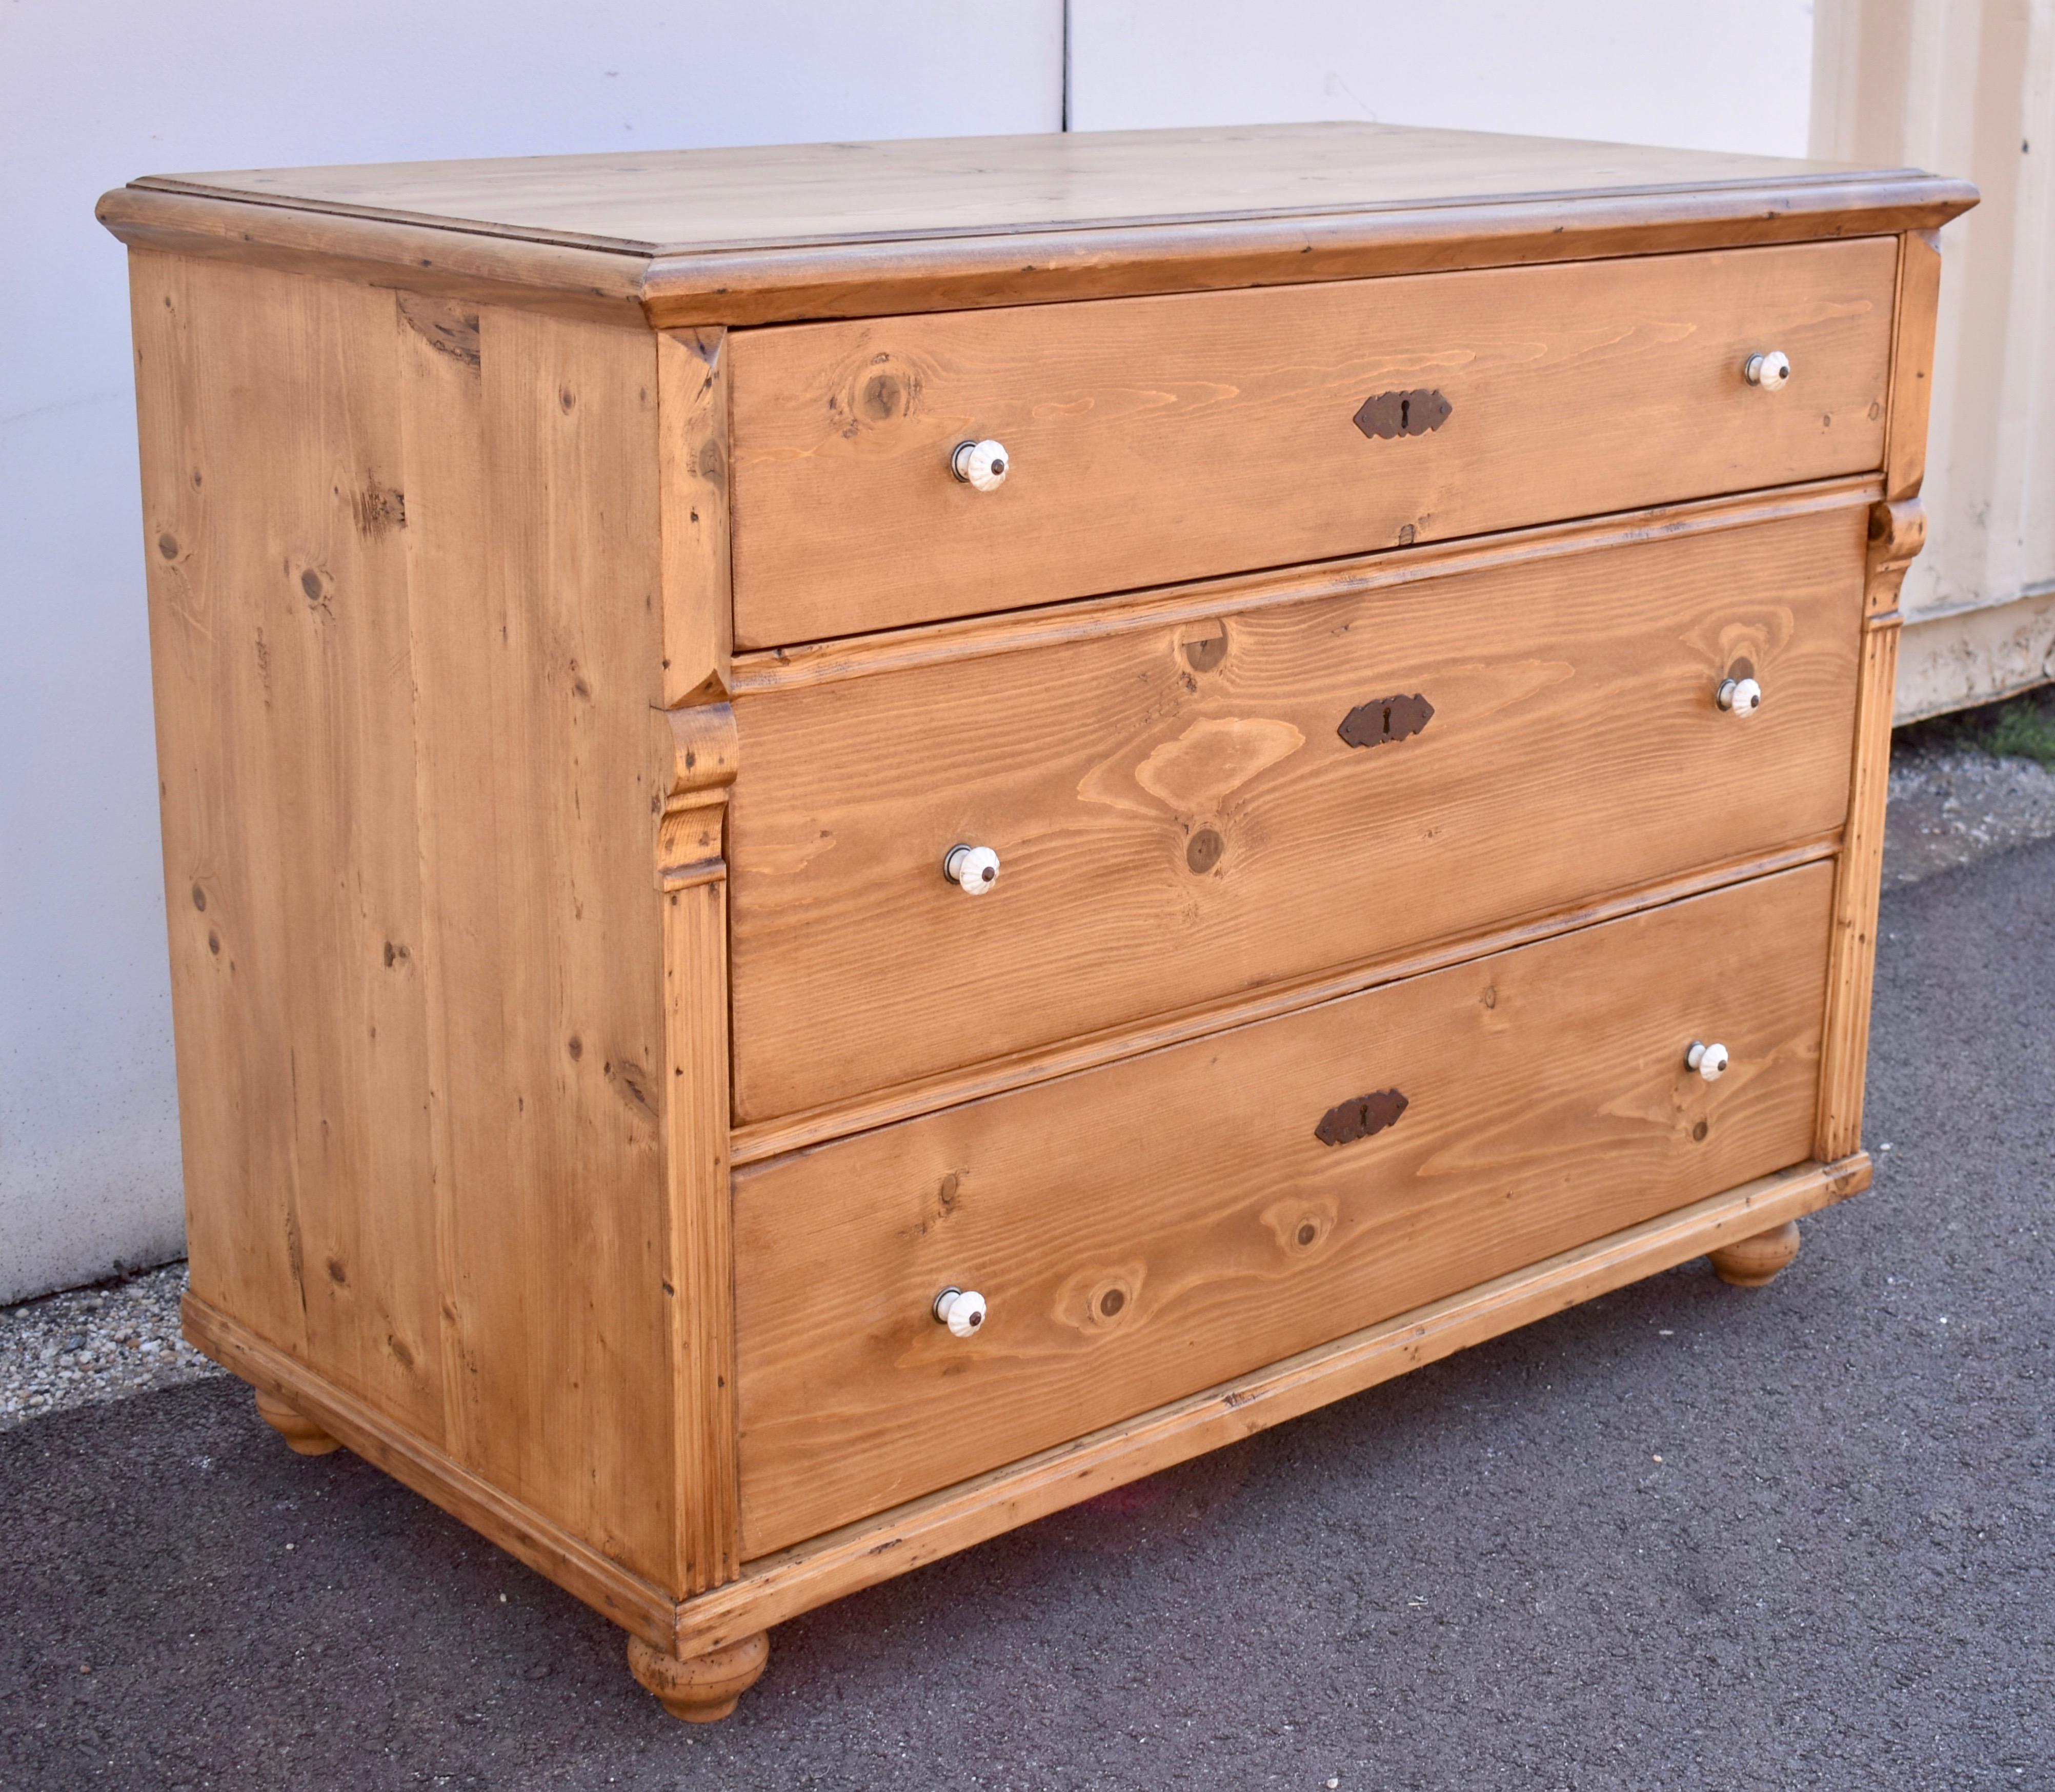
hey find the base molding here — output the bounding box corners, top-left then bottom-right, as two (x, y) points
(185, 1152), (1868, 1660)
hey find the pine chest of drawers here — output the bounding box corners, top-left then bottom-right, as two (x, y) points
(100, 123), (1975, 1720)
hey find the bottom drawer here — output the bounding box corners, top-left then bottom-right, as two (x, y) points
(733, 863), (1834, 1555)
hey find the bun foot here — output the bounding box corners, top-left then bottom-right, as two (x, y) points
(1709, 1219), (1802, 1288)
(628, 1631), (769, 1723)
(253, 1387), (341, 1455)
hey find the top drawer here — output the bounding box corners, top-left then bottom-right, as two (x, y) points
(728, 237), (1897, 646)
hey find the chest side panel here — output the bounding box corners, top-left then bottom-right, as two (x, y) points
(132, 251), (681, 1588)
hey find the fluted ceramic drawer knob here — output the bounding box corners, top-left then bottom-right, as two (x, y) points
(1716, 675), (1763, 716)
(1743, 350), (1792, 390)
(942, 843), (1000, 894)
(950, 438), (1010, 492)
(1686, 1040), (1730, 1082)
(933, 1287), (988, 1337)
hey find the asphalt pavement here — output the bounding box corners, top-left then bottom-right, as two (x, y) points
(5, 836), (2051, 1791)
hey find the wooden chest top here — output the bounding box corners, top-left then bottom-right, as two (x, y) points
(100, 121), (1975, 325)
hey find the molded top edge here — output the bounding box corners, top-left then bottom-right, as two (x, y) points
(121, 121), (1968, 260)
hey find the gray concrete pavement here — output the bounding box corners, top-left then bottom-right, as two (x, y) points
(5, 838), (2051, 1791)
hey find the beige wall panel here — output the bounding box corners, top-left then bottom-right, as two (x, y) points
(1814, 0), (2055, 715)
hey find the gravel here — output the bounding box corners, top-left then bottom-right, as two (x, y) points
(1884, 734), (2055, 886)
(0, 1262), (221, 1431)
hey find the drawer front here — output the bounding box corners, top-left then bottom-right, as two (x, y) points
(734, 863), (1834, 1554)
(728, 238), (1897, 646)
(728, 502), (1864, 1123)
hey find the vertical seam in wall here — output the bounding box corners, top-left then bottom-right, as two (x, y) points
(1062, 0), (1073, 131)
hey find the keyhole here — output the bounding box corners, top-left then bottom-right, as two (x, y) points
(1399, 397), (1411, 431)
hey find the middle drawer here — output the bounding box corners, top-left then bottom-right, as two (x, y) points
(728, 499), (1865, 1124)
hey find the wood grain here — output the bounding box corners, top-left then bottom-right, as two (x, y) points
(1817, 612), (1902, 1162)
(97, 186), (648, 324)
(636, 181), (1972, 328)
(134, 251), (446, 1449)
(1865, 496), (1926, 617)
(729, 836), (1840, 1168)
(127, 123), (1936, 254)
(687, 1151), (1870, 1652)
(728, 239), (1897, 642)
(732, 863), (1836, 1555)
(1884, 230), (1944, 502)
(134, 250), (686, 1590)
(100, 124), (1972, 330)
(728, 503), (1867, 1122)
(1817, 227), (1942, 1160)
(657, 329), (732, 706)
(391, 284), (492, 1466)
(659, 713), (741, 1593)
(95, 179), (1978, 337)
(100, 126), (1972, 333)
(419, 295), (674, 1587)
(728, 480), (1879, 696)
(1707, 1219), (1803, 1287)
(628, 1631), (769, 1723)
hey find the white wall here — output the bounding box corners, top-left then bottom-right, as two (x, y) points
(1067, 0), (1817, 155)
(0, 1), (1063, 1305)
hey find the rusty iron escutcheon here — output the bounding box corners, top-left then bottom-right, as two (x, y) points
(1352, 389), (1453, 441)
(1338, 692), (1435, 750)
(1315, 1088), (1409, 1147)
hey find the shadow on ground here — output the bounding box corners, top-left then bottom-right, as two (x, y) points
(6, 840), (2052, 1792)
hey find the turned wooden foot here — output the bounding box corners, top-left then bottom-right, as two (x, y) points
(253, 1387), (341, 1455)
(1709, 1219), (1802, 1288)
(627, 1631), (769, 1723)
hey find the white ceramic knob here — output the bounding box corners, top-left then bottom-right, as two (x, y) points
(1717, 676), (1764, 716)
(933, 1287), (988, 1337)
(942, 843), (1000, 894)
(1687, 1040), (1730, 1082)
(950, 438), (1010, 492)
(1743, 350), (1792, 391)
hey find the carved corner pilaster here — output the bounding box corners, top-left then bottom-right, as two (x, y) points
(1818, 492), (1922, 1163)
(655, 694), (740, 1594)
(658, 702), (738, 891)
(1864, 497), (1925, 623)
